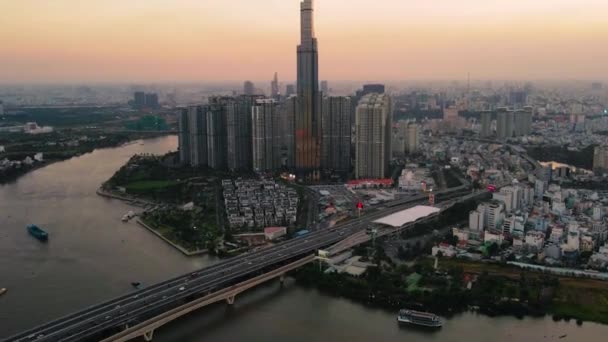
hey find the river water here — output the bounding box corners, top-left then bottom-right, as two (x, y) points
(1, 135), (606, 341)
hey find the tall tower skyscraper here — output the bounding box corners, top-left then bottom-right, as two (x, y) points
(496, 109), (514, 141)
(480, 111), (492, 138)
(178, 105), (213, 168)
(177, 108), (191, 165)
(252, 99), (281, 172)
(207, 97), (229, 170)
(321, 96), (352, 172)
(513, 109), (533, 137)
(281, 96), (297, 168)
(271, 72), (280, 99)
(406, 122), (419, 154)
(226, 95), (261, 171)
(296, 0), (321, 179)
(355, 93), (392, 179)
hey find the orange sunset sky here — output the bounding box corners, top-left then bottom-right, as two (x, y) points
(1, 0), (607, 83)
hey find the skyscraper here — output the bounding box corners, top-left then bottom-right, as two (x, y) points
(244, 81), (255, 96)
(133, 92), (159, 109)
(593, 146), (608, 174)
(513, 109), (533, 137)
(207, 98), (229, 170)
(406, 122), (419, 154)
(392, 121), (408, 156)
(226, 95), (259, 171)
(296, 0), (321, 179)
(145, 93), (159, 109)
(271, 72), (280, 99)
(355, 93), (392, 179)
(188, 105), (208, 167)
(480, 111), (492, 138)
(321, 96), (351, 171)
(281, 96), (297, 168)
(496, 108), (514, 141)
(252, 99), (280, 171)
(133, 91), (146, 109)
(177, 108), (191, 165)
(354, 84), (385, 122)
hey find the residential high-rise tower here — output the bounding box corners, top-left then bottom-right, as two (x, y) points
(321, 96), (351, 172)
(252, 99), (281, 171)
(355, 93), (392, 179)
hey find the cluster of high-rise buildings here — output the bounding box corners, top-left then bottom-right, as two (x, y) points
(132, 91), (159, 110)
(479, 107), (533, 140)
(177, 0), (400, 180)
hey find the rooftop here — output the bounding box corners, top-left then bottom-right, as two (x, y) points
(373, 205), (440, 228)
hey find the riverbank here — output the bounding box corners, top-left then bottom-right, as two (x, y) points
(96, 187), (158, 208)
(292, 256), (608, 326)
(0, 131), (172, 184)
(136, 219), (208, 257)
(0, 159), (61, 184)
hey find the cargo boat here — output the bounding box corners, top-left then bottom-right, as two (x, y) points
(397, 309), (443, 328)
(27, 224), (49, 242)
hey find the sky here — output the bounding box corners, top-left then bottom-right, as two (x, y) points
(1, 0), (607, 83)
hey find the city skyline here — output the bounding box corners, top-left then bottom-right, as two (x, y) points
(2, 0), (608, 83)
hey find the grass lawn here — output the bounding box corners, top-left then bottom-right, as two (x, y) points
(552, 278), (608, 324)
(125, 180), (181, 191)
(437, 258), (608, 324)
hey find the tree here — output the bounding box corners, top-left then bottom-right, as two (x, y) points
(488, 242), (499, 256)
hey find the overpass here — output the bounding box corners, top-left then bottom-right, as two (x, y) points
(5, 186), (475, 342)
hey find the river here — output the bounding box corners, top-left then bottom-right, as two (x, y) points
(1, 135), (606, 341)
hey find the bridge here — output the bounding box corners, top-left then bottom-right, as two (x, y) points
(4, 185), (474, 342)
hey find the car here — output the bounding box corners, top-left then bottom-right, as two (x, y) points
(115, 305), (121, 309)
(35, 334), (45, 340)
(179, 286), (185, 291)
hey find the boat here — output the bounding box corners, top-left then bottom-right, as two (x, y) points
(122, 211), (136, 222)
(397, 309), (443, 328)
(0, 288), (6, 296)
(27, 224), (48, 242)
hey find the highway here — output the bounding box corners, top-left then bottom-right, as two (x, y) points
(4, 186), (473, 342)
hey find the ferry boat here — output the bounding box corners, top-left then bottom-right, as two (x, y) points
(397, 309), (443, 328)
(27, 224), (48, 242)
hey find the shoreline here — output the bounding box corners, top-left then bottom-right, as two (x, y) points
(135, 219), (208, 257)
(95, 187), (157, 208)
(292, 262), (608, 326)
(0, 159), (63, 185)
(95, 188), (208, 257)
(0, 133), (173, 185)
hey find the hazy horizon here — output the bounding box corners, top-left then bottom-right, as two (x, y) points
(2, 0), (608, 83)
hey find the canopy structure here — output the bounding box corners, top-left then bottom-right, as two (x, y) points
(373, 205), (440, 228)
